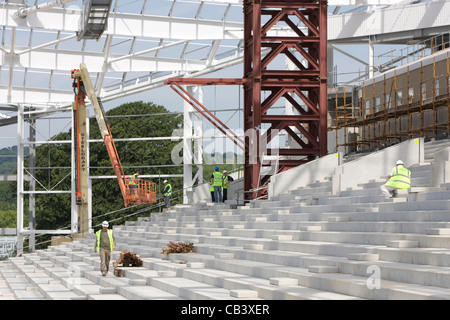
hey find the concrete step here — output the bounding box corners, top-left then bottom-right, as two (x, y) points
(115, 221), (450, 249)
(379, 199), (450, 212)
(167, 251), (450, 299)
(6, 256), (85, 300)
(0, 260), (44, 300)
(120, 263), (255, 300)
(317, 194), (388, 205)
(4, 137), (450, 300)
(107, 224), (450, 289)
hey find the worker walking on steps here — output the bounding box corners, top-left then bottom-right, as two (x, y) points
(94, 221), (116, 277)
(163, 179), (172, 211)
(380, 160), (411, 199)
(210, 167), (223, 203)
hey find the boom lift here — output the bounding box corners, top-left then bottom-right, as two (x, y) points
(71, 63), (156, 211)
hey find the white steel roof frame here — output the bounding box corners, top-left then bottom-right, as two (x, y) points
(1, 0), (449, 110)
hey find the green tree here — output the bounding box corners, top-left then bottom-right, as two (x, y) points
(0, 210), (16, 228)
(33, 101), (183, 236)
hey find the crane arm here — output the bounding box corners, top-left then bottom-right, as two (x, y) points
(74, 63), (109, 138)
(71, 63), (129, 206)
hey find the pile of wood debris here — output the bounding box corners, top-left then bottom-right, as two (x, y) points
(113, 250), (143, 277)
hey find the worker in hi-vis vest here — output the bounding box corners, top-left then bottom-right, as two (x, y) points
(129, 172), (139, 198)
(210, 166), (223, 203)
(222, 170), (234, 203)
(210, 184), (215, 203)
(163, 179), (172, 211)
(380, 160), (411, 199)
(94, 221), (116, 277)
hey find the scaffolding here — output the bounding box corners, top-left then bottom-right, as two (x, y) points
(329, 48), (450, 154)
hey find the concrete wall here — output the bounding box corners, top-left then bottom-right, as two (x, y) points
(268, 153), (341, 199)
(190, 138), (426, 203)
(431, 147), (450, 187)
(332, 137), (425, 195)
(328, 127), (359, 155)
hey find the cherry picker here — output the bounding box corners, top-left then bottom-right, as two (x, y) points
(71, 63), (156, 216)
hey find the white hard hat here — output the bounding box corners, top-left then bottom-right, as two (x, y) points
(223, 170), (227, 173)
(396, 160), (404, 165)
(102, 221), (109, 228)
(163, 180), (168, 183)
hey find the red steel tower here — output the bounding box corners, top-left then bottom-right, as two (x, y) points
(167, 0), (328, 201)
(243, 0), (328, 200)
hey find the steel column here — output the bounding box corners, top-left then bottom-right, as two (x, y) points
(243, 0), (328, 200)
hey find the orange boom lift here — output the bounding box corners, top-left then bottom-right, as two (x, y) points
(71, 63), (156, 207)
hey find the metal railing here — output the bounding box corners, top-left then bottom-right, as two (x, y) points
(0, 241), (17, 259)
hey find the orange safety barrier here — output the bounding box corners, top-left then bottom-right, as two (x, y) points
(124, 177), (157, 206)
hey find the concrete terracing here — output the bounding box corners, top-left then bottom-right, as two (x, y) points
(1, 137), (450, 300)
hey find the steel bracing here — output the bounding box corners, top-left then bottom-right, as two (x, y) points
(242, 0), (328, 199)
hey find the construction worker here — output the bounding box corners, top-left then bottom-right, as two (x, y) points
(380, 160), (411, 199)
(210, 183), (215, 203)
(210, 166), (223, 203)
(129, 172), (139, 198)
(222, 170), (234, 203)
(94, 221), (116, 277)
(163, 179), (172, 211)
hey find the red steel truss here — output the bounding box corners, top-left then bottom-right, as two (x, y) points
(166, 0), (328, 201)
(243, 0), (328, 200)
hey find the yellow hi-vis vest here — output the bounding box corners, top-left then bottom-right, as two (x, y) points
(212, 171), (223, 186)
(129, 173), (138, 186)
(164, 184), (172, 197)
(96, 229), (114, 252)
(223, 175), (230, 189)
(385, 165), (411, 189)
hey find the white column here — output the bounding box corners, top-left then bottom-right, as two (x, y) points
(193, 86), (203, 184)
(183, 86), (194, 204)
(16, 105), (24, 255)
(28, 116), (36, 252)
(327, 43), (334, 85)
(71, 106), (78, 233)
(369, 36), (375, 79)
(86, 117), (92, 233)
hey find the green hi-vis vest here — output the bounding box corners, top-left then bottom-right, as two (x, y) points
(385, 166), (411, 189)
(210, 185), (214, 192)
(223, 176), (230, 189)
(213, 171), (223, 186)
(164, 184), (172, 197)
(96, 229), (114, 252)
(129, 173), (138, 186)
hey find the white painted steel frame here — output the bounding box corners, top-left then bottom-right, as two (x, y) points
(2, 1), (449, 106)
